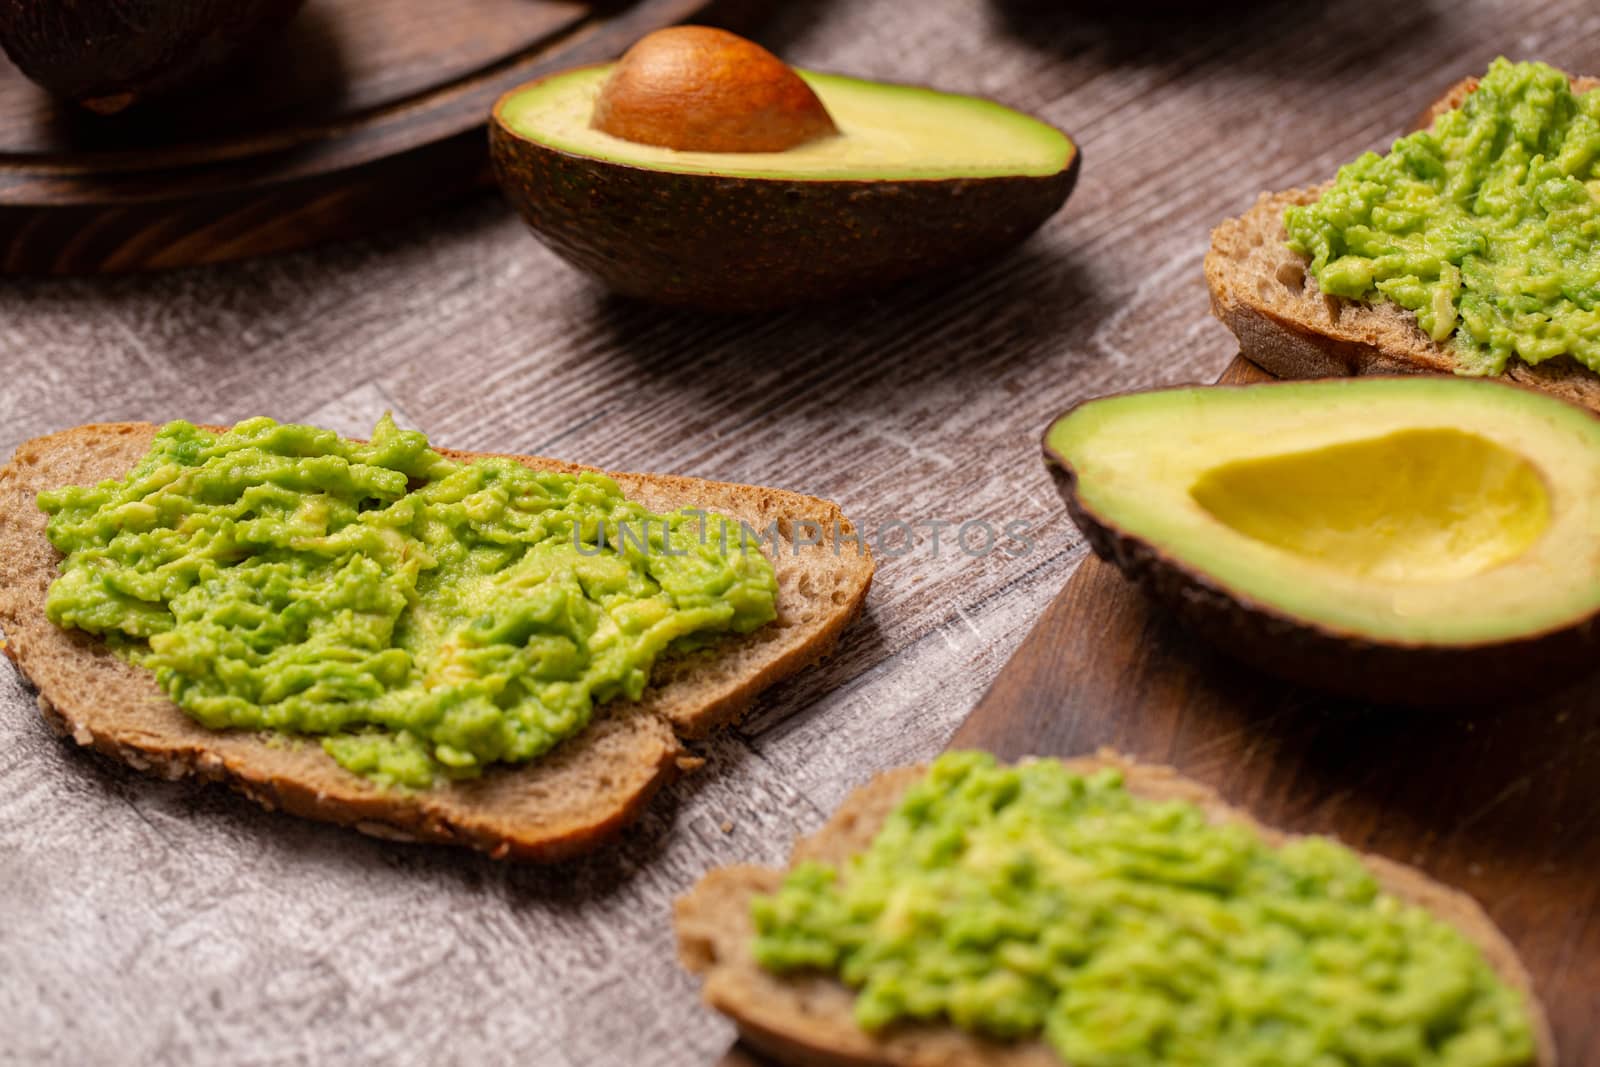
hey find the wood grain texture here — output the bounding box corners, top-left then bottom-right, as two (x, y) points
(0, 0), (721, 273)
(3, 2), (1600, 1065)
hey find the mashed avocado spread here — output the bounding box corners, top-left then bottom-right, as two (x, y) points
(1286, 58), (1600, 376)
(753, 752), (1534, 1067)
(38, 417), (777, 787)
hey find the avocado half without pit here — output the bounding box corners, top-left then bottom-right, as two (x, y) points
(489, 26), (1079, 312)
(1044, 377), (1600, 705)
(0, 0), (306, 113)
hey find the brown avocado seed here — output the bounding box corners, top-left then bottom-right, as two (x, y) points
(591, 26), (838, 153)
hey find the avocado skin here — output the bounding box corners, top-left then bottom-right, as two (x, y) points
(1043, 432), (1600, 707)
(489, 89), (1079, 312)
(0, 0), (305, 110)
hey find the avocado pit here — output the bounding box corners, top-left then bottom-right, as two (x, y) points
(592, 26), (838, 153)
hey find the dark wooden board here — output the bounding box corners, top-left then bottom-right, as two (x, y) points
(719, 354), (1600, 1064)
(0, 0), (719, 273)
(949, 354), (1600, 1063)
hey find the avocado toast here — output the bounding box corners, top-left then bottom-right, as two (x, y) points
(678, 752), (1554, 1067)
(1207, 62), (1600, 412)
(0, 421), (875, 860)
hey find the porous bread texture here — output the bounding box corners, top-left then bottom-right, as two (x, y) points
(675, 751), (1555, 1067)
(1205, 75), (1600, 414)
(0, 422), (874, 861)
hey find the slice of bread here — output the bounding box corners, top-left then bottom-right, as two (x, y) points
(676, 751), (1556, 1067)
(0, 422), (875, 861)
(1206, 74), (1600, 415)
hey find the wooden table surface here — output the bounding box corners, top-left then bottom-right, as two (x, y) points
(2, 2), (1596, 1064)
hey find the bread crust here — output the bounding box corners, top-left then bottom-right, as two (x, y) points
(1205, 75), (1600, 414)
(676, 752), (1555, 1067)
(0, 422), (874, 860)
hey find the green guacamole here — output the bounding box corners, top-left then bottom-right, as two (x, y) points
(38, 417), (777, 787)
(753, 752), (1534, 1067)
(1286, 57), (1600, 376)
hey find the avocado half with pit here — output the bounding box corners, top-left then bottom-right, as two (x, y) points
(489, 27), (1079, 312)
(0, 0), (305, 113)
(1044, 377), (1600, 704)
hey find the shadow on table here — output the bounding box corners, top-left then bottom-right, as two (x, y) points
(35, 715), (674, 902)
(44, 727), (667, 906)
(988, 0), (1437, 80)
(717, 0), (845, 54)
(21, 594), (887, 909)
(714, 1040), (779, 1067)
(578, 240), (1103, 414)
(731, 600), (892, 742)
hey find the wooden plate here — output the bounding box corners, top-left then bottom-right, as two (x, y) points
(0, 0), (717, 274)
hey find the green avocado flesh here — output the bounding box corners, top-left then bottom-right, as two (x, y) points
(37, 417), (778, 788)
(496, 65), (1074, 180)
(753, 752), (1535, 1067)
(1285, 58), (1600, 376)
(1045, 377), (1600, 646)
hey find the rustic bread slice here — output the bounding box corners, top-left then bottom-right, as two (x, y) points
(0, 422), (874, 861)
(1205, 74), (1600, 414)
(676, 751), (1556, 1067)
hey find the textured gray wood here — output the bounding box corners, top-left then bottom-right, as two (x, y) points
(2, 2), (1597, 1064)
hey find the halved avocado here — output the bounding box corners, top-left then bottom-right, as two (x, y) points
(489, 29), (1078, 312)
(1043, 377), (1600, 704)
(0, 0), (305, 113)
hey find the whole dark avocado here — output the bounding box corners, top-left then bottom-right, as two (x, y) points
(490, 26), (1079, 312)
(0, 0), (305, 113)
